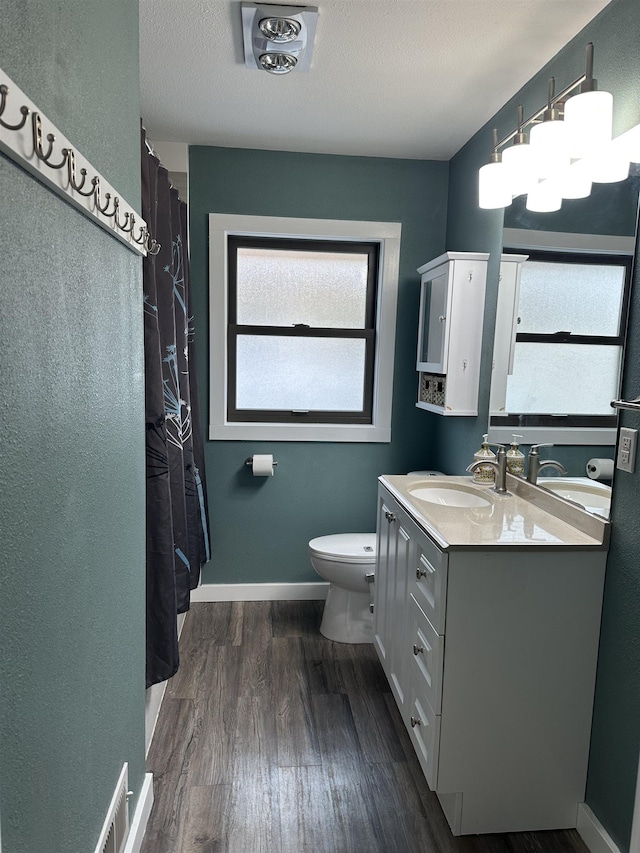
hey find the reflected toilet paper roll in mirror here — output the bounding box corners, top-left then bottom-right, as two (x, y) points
(586, 457), (614, 480)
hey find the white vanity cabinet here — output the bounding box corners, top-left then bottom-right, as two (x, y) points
(373, 478), (607, 836)
(416, 252), (489, 416)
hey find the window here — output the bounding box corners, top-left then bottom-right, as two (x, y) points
(208, 215), (401, 441)
(489, 250), (632, 445)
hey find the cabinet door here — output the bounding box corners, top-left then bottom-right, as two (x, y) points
(417, 266), (450, 372)
(388, 517), (411, 710)
(373, 492), (395, 671)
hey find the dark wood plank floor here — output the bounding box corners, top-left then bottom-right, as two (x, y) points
(141, 601), (590, 853)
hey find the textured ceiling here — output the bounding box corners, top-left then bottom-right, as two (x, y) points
(139, 0), (613, 161)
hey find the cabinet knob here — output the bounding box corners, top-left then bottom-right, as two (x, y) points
(438, 314), (446, 322)
(410, 715), (422, 728)
(413, 644), (424, 656)
(416, 563), (435, 579)
(385, 511), (396, 522)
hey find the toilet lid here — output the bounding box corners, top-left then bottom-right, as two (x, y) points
(309, 533), (377, 563)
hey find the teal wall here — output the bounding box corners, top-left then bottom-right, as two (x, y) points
(0, 3), (146, 853)
(189, 147), (448, 583)
(445, 0), (640, 848)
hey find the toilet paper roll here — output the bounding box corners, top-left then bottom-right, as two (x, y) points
(251, 454), (275, 477)
(586, 457), (614, 480)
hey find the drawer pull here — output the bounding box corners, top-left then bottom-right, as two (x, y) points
(365, 572), (375, 583)
(410, 715), (422, 728)
(385, 511), (396, 522)
(369, 603), (375, 613)
(416, 563), (435, 579)
(413, 644), (424, 656)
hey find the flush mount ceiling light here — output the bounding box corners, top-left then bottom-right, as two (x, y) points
(241, 3), (318, 74)
(478, 43), (640, 211)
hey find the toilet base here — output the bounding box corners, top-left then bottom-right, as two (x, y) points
(319, 585), (373, 644)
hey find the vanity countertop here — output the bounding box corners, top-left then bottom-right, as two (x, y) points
(380, 474), (609, 551)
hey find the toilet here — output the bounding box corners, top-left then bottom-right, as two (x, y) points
(309, 533), (377, 643)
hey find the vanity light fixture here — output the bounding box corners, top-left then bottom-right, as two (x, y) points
(479, 43), (639, 210)
(241, 3), (318, 74)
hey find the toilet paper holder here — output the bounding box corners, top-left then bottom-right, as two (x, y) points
(245, 456), (279, 467)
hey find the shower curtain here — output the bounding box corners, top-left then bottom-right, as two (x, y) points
(141, 128), (211, 688)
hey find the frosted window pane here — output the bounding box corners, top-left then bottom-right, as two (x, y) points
(236, 248), (369, 327)
(236, 336), (366, 411)
(505, 343), (622, 414)
(518, 261), (625, 335)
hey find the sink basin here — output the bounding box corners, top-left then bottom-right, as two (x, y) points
(407, 483), (492, 508)
(538, 477), (611, 517)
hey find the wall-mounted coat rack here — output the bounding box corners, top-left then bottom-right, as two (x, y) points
(0, 66), (159, 256)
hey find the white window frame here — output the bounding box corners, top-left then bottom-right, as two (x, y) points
(208, 214), (401, 442)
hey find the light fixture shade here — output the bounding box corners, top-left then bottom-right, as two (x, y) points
(557, 160), (592, 199)
(478, 161), (512, 209)
(563, 90), (613, 158)
(529, 119), (570, 178)
(502, 142), (538, 196)
(526, 180), (562, 212)
(612, 123), (640, 163)
(589, 155), (630, 183)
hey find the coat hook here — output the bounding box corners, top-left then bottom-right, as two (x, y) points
(0, 85), (29, 131)
(32, 113), (68, 169)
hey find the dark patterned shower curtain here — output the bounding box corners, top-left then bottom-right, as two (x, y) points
(141, 127), (211, 688)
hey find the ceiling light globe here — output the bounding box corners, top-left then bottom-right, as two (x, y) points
(564, 90), (613, 159)
(478, 161), (512, 209)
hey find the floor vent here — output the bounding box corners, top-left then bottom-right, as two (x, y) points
(94, 763), (130, 853)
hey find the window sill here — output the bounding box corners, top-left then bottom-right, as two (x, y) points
(209, 421), (391, 442)
(488, 425), (617, 446)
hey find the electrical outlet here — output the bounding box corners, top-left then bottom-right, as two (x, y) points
(617, 427), (638, 473)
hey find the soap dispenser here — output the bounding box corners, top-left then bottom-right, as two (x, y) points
(472, 434), (496, 484)
(506, 434), (525, 477)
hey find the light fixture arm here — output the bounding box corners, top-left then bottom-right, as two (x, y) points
(490, 43), (595, 154)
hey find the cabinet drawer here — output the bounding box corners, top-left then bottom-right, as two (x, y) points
(408, 595), (444, 714)
(407, 679), (440, 791)
(411, 534), (447, 635)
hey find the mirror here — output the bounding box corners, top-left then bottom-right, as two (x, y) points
(488, 168), (640, 517)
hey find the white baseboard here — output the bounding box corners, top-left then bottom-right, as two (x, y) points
(190, 582), (329, 602)
(577, 804), (621, 853)
(123, 773), (154, 853)
(144, 612), (187, 754)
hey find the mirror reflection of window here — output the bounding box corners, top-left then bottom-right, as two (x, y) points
(492, 250), (632, 431)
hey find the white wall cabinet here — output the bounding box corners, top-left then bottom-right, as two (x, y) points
(373, 481), (607, 835)
(416, 252), (489, 416)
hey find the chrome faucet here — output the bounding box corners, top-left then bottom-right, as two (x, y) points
(526, 443), (568, 484)
(467, 444), (511, 495)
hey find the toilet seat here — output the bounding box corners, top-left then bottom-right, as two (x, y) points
(309, 533), (376, 564)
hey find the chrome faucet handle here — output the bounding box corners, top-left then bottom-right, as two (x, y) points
(529, 443), (553, 454)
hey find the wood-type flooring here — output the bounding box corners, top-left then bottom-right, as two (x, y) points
(141, 600), (590, 853)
